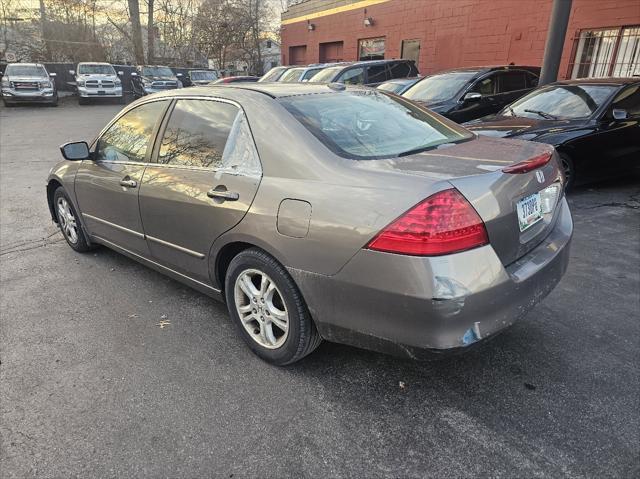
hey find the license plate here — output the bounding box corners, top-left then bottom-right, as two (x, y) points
(517, 193), (543, 231)
(98, 90), (106, 95)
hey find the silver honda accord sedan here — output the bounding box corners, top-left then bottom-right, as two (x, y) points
(46, 83), (572, 365)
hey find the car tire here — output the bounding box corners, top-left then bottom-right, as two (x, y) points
(225, 248), (322, 365)
(559, 152), (575, 192)
(53, 187), (94, 253)
(50, 94), (58, 107)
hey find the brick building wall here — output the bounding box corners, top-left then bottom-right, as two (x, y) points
(280, 0), (640, 78)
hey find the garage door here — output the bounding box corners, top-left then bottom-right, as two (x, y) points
(289, 45), (307, 65)
(319, 42), (344, 63)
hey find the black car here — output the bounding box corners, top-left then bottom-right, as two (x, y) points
(131, 65), (182, 98)
(402, 66), (540, 123)
(310, 59), (419, 87)
(183, 69), (219, 87)
(464, 78), (640, 190)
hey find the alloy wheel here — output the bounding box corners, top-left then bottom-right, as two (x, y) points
(57, 197), (79, 244)
(234, 269), (289, 349)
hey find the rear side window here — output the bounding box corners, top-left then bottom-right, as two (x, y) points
(337, 67), (365, 85)
(280, 90), (472, 160)
(96, 101), (168, 163)
(499, 71), (527, 93)
(367, 65), (388, 83)
(158, 100), (239, 168)
(388, 62), (411, 79)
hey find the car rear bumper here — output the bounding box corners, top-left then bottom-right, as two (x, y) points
(289, 197), (573, 358)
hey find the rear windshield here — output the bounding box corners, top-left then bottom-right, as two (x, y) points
(280, 90), (473, 160)
(190, 71), (217, 80)
(279, 68), (305, 82)
(404, 72), (477, 102)
(78, 64), (115, 75)
(142, 66), (174, 77)
(309, 67), (342, 83)
(5, 65), (46, 77)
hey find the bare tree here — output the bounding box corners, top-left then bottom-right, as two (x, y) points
(128, 0), (145, 64)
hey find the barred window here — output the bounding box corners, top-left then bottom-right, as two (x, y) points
(570, 26), (640, 79)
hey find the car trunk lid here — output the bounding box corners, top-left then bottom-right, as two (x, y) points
(353, 136), (564, 265)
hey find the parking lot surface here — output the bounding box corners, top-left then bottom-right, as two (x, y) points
(1, 100), (639, 478)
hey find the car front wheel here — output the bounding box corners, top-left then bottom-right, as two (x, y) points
(225, 248), (321, 365)
(559, 152), (575, 192)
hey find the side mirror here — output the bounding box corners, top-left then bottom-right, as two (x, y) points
(49, 72), (57, 77)
(69, 70), (75, 75)
(117, 71), (124, 76)
(131, 72), (138, 77)
(612, 108), (628, 120)
(462, 92), (482, 102)
(60, 141), (90, 161)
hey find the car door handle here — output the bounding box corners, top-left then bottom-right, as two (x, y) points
(119, 178), (138, 188)
(207, 188), (239, 201)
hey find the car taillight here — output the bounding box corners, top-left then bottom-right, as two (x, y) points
(366, 188), (489, 256)
(502, 152), (552, 174)
(223, 77), (232, 83)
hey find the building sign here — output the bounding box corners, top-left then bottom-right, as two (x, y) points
(359, 37), (385, 61)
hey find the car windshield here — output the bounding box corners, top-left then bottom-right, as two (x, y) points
(259, 67), (287, 82)
(280, 90), (473, 160)
(504, 84), (618, 119)
(403, 72), (477, 102)
(5, 65), (46, 77)
(78, 64), (115, 75)
(190, 71), (217, 80)
(279, 68), (305, 82)
(142, 66), (174, 77)
(309, 67), (343, 83)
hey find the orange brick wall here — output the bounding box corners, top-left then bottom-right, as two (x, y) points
(280, 0), (640, 78)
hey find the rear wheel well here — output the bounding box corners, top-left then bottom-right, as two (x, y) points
(215, 242), (254, 292)
(47, 179), (63, 222)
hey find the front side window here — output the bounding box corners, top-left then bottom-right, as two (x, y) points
(338, 67), (364, 85)
(158, 100), (239, 169)
(78, 64), (115, 75)
(470, 74), (497, 95)
(403, 72), (477, 102)
(359, 37), (385, 61)
(5, 64), (47, 77)
(96, 101), (168, 163)
(505, 84), (617, 120)
(280, 90), (472, 160)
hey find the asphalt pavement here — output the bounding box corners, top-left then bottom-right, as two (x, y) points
(1, 99), (639, 478)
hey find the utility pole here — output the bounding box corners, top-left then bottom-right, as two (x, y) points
(147, 0), (155, 64)
(539, 0), (573, 85)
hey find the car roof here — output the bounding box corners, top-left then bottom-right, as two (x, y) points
(552, 77), (640, 86)
(78, 62), (112, 65)
(7, 63), (43, 67)
(429, 65), (541, 75)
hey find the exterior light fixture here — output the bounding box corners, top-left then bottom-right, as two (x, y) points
(307, 22), (315, 31)
(364, 17), (373, 27)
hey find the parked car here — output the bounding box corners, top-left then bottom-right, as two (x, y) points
(131, 65), (182, 98)
(377, 77), (421, 94)
(183, 70), (219, 86)
(464, 78), (640, 190)
(309, 59), (419, 87)
(47, 83), (571, 365)
(277, 64), (336, 83)
(213, 76), (260, 84)
(70, 62), (124, 104)
(258, 66), (291, 82)
(402, 66), (540, 123)
(1, 63), (58, 106)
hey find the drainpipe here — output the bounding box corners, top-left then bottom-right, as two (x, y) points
(539, 0), (573, 85)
